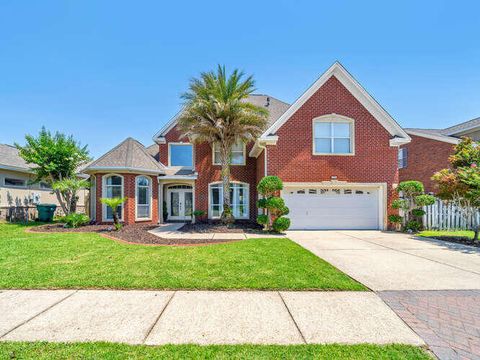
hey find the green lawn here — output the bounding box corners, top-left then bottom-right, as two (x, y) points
(0, 222), (365, 290)
(418, 230), (474, 239)
(0, 342), (431, 359)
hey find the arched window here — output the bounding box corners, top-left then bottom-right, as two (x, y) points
(209, 182), (249, 219)
(103, 175), (124, 221)
(136, 176), (151, 220)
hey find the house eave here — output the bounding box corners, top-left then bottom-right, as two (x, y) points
(405, 130), (460, 145)
(83, 166), (165, 175)
(389, 136), (411, 147)
(249, 136), (278, 158)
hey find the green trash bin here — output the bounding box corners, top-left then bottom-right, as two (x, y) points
(36, 204), (57, 222)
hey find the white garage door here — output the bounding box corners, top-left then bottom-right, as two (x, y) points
(283, 186), (380, 230)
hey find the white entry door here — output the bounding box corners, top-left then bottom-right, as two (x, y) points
(283, 186), (381, 230)
(167, 186), (193, 221)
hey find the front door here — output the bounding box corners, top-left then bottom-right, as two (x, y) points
(167, 188), (193, 221)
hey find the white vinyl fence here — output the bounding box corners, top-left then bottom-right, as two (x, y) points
(422, 199), (480, 230)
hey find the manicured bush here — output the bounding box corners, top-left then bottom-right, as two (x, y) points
(388, 214), (402, 224)
(193, 210), (206, 222)
(256, 214), (268, 225)
(61, 213), (90, 228)
(256, 198), (267, 209)
(397, 180), (424, 196)
(266, 197), (285, 210)
(391, 199), (408, 210)
(415, 194), (436, 207)
(405, 220), (421, 232)
(273, 217), (291, 233)
(411, 208), (426, 217)
(257, 176), (283, 196)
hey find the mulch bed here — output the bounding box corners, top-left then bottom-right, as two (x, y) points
(29, 223), (243, 246)
(426, 235), (480, 248)
(179, 221), (264, 234)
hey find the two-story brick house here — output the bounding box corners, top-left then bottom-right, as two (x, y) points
(83, 62), (411, 230)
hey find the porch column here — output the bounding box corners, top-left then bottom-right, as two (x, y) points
(158, 181), (164, 224)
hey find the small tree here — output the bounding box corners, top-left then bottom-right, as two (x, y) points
(432, 137), (480, 241)
(52, 178), (90, 214)
(256, 176), (290, 232)
(100, 197), (127, 230)
(16, 127), (91, 214)
(391, 180), (435, 231)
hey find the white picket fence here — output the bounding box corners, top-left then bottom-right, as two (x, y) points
(422, 199), (480, 230)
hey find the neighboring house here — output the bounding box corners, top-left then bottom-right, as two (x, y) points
(399, 117), (480, 192)
(0, 143), (88, 219)
(83, 62), (411, 230)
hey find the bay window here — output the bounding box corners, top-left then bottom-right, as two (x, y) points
(103, 175), (123, 221)
(209, 182), (249, 219)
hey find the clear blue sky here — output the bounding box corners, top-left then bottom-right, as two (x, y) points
(1, 0), (479, 158)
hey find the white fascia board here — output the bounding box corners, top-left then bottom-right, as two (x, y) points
(444, 124), (480, 136)
(248, 136), (278, 158)
(158, 175), (198, 180)
(405, 130), (460, 144)
(151, 108), (184, 142)
(261, 62), (410, 142)
(389, 137), (411, 147)
(84, 166), (164, 175)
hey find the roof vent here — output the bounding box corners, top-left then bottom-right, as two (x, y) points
(265, 97), (270, 107)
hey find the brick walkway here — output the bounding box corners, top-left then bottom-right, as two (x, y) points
(380, 290), (480, 360)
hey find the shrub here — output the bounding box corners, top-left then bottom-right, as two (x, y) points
(405, 220), (421, 232)
(415, 194), (436, 207)
(388, 214), (402, 224)
(61, 213), (90, 228)
(280, 205), (289, 216)
(265, 197), (285, 210)
(257, 176), (283, 196)
(193, 210), (205, 217)
(397, 181), (424, 196)
(256, 214), (268, 225)
(411, 208), (426, 217)
(391, 199), (408, 210)
(273, 217), (290, 233)
(256, 198), (267, 209)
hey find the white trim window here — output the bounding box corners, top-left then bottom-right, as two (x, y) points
(135, 176), (151, 220)
(209, 182), (249, 219)
(398, 148), (408, 169)
(103, 174), (124, 221)
(213, 141), (246, 165)
(313, 115), (354, 155)
(169, 143), (193, 168)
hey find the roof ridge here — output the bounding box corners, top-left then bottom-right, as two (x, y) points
(87, 138), (131, 168)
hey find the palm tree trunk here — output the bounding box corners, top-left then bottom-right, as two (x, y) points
(220, 146), (234, 224)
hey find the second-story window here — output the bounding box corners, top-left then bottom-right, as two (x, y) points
(213, 140), (246, 165)
(313, 115), (354, 155)
(169, 143), (193, 167)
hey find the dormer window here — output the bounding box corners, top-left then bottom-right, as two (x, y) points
(313, 115), (354, 155)
(169, 143), (193, 168)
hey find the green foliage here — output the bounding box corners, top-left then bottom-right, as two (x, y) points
(273, 217), (291, 232)
(391, 199), (408, 210)
(449, 137), (480, 168)
(52, 177), (90, 214)
(15, 127), (91, 215)
(256, 198), (268, 209)
(177, 65), (269, 224)
(114, 223), (123, 231)
(388, 214), (402, 224)
(405, 220), (421, 232)
(61, 213), (90, 228)
(256, 214), (268, 225)
(257, 176), (283, 196)
(100, 197), (127, 227)
(414, 194), (435, 207)
(411, 208), (426, 217)
(280, 206), (289, 216)
(266, 196), (285, 210)
(193, 210), (205, 217)
(397, 181), (424, 197)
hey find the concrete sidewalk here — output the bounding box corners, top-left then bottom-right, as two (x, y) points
(0, 290), (423, 346)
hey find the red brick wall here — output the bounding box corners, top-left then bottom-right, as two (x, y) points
(95, 173), (158, 225)
(399, 134), (455, 193)
(266, 75), (400, 219)
(256, 149), (265, 184)
(160, 125), (258, 220)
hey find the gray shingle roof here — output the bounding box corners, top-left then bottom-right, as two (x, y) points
(404, 128), (460, 143)
(85, 138), (165, 174)
(244, 94), (290, 128)
(443, 117), (480, 135)
(0, 144), (31, 172)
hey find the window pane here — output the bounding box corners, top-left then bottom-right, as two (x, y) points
(138, 187), (148, 205)
(170, 144), (193, 167)
(213, 149), (221, 164)
(137, 205), (149, 218)
(333, 123), (350, 137)
(211, 187), (220, 205)
(106, 205), (122, 220)
(314, 122), (331, 137)
(107, 176), (122, 186)
(4, 178), (25, 187)
(107, 185), (122, 198)
(231, 152), (244, 164)
(231, 141), (244, 151)
(333, 138), (350, 153)
(137, 176), (149, 186)
(212, 205), (221, 217)
(315, 138), (331, 153)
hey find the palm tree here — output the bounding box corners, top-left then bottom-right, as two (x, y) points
(178, 65), (268, 224)
(100, 197), (127, 229)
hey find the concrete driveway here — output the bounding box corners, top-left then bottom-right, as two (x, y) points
(288, 230), (480, 291)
